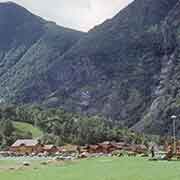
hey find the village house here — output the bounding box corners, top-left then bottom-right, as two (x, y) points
(86, 141), (124, 154)
(134, 144), (148, 154)
(80, 146), (88, 153)
(98, 141), (118, 154)
(86, 145), (102, 154)
(9, 139), (43, 155)
(43, 145), (58, 154)
(115, 142), (128, 149)
(85, 141), (148, 155)
(59, 144), (78, 154)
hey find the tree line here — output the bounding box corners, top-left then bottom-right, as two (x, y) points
(0, 104), (160, 149)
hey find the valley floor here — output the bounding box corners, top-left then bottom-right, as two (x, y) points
(0, 157), (180, 180)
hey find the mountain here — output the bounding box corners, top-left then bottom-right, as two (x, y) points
(43, 0), (180, 135)
(0, 2), (84, 102)
(1, 1), (180, 136)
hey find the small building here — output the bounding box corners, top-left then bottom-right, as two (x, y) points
(86, 141), (121, 154)
(123, 144), (136, 152)
(98, 141), (117, 154)
(86, 145), (102, 154)
(59, 144), (78, 154)
(9, 139), (43, 155)
(115, 142), (128, 150)
(43, 145), (58, 154)
(134, 144), (148, 154)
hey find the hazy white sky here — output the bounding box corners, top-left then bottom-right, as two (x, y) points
(0, 0), (133, 31)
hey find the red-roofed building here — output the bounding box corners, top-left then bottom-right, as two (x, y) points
(9, 139), (43, 155)
(43, 145), (58, 154)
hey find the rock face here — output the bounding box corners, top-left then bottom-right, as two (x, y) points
(1, 1), (180, 136)
(43, 0), (180, 135)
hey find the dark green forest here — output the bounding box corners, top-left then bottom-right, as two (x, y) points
(0, 105), (158, 149)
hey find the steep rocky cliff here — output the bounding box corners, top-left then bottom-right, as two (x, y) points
(133, 1), (180, 136)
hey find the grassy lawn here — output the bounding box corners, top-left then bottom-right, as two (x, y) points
(13, 121), (43, 138)
(0, 157), (180, 180)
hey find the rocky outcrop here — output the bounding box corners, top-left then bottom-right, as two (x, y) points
(132, 1), (180, 135)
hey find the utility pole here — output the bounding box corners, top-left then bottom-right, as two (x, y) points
(171, 115), (177, 154)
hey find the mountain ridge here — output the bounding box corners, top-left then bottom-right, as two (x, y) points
(0, 2), (85, 103)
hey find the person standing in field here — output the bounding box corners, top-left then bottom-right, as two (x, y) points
(77, 145), (81, 155)
(151, 146), (155, 158)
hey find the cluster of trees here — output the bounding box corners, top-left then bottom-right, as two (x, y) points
(0, 104), (159, 149)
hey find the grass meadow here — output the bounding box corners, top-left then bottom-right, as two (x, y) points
(13, 121), (43, 138)
(0, 157), (180, 180)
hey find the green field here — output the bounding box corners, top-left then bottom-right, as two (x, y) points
(13, 121), (43, 138)
(0, 157), (180, 180)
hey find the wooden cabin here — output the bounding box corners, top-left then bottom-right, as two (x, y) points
(59, 144), (78, 154)
(43, 145), (58, 154)
(86, 145), (102, 154)
(80, 146), (88, 153)
(9, 139), (43, 155)
(98, 141), (117, 154)
(133, 144), (148, 154)
(115, 142), (128, 150)
(86, 142), (122, 154)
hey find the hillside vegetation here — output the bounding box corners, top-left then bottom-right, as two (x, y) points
(13, 121), (43, 139)
(0, 2), (84, 103)
(0, 105), (159, 149)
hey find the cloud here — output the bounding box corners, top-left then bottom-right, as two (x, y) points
(0, 0), (133, 31)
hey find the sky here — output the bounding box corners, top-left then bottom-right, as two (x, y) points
(0, 0), (133, 31)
